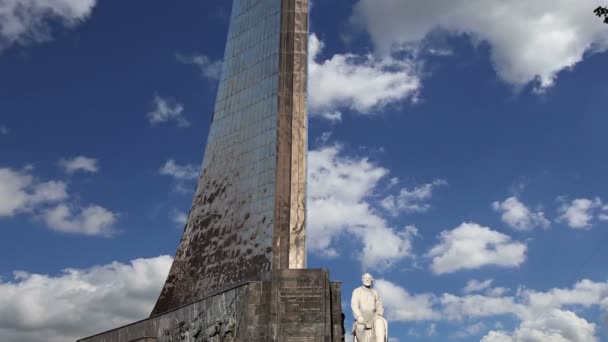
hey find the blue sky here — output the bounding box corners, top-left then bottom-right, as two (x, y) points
(1, 0), (608, 341)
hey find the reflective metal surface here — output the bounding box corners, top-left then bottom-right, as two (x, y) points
(152, 0), (309, 316)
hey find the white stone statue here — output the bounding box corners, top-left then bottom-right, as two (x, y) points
(351, 273), (388, 342)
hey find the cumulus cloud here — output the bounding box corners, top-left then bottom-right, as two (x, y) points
(308, 144), (417, 268)
(159, 159), (199, 180)
(522, 279), (608, 312)
(353, 0), (608, 91)
(0, 256), (172, 342)
(427, 222), (527, 274)
(175, 52), (222, 80)
(492, 197), (550, 231)
(0, 168), (68, 217)
(557, 197), (603, 229)
(381, 179), (447, 215)
(441, 293), (525, 321)
(308, 34), (420, 119)
(445, 278), (608, 341)
(362, 277), (608, 340)
(58, 156), (99, 174)
(483, 309), (597, 342)
(375, 279), (440, 321)
(146, 95), (190, 128)
(0, 0), (96, 52)
(43, 204), (117, 236)
(0, 167), (117, 236)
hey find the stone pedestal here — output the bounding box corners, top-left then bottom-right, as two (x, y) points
(78, 269), (343, 342)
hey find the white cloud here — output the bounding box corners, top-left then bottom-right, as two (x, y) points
(308, 145), (416, 268)
(441, 293), (525, 321)
(372, 277), (606, 341)
(492, 197), (550, 231)
(375, 279), (440, 321)
(427, 222), (527, 274)
(146, 95), (190, 128)
(159, 159), (199, 180)
(455, 322), (487, 338)
(0, 256), (172, 342)
(444, 279), (608, 341)
(308, 34), (420, 119)
(353, 0), (608, 91)
(487, 287), (509, 298)
(381, 179), (447, 215)
(0, 125), (9, 135)
(58, 156), (99, 174)
(558, 197), (603, 229)
(599, 205), (608, 222)
(482, 331), (514, 342)
(0, 0), (96, 52)
(0, 168), (68, 217)
(170, 210), (188, 226)
(43, 204), (118, 236)
(463, 279), (494, 294)
(522, 279), (608, 312)
(175, 52), (222, 80)
(0, 167), (117, 236)
(483, 309), (597, 342)
(318, 111), (343, 123)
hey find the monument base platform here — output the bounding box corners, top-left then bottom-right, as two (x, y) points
(78, 269), (344, 342)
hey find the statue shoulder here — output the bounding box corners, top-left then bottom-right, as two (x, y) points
(352, 286), (365, 295)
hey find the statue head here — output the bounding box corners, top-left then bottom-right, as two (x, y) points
(362, 273), (374, 288)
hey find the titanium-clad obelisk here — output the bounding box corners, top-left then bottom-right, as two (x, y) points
(151, 0), (308, 316)
(78, 0), (343, 341)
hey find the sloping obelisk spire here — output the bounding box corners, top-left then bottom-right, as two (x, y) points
(151, 0), (308, 316)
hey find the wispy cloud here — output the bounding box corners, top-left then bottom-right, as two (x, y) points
(0, 125), (9, 135)
(381, 179), (447, 215)
(169, 209), (188, 226)
(146, 95), (190, 128)
(159, 159), (198, 180)
(58, 156), (99, 174)
(463, 279), (494, 294)
(175, 52), (222, 80)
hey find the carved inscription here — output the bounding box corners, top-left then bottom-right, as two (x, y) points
(279, 285), (324, 313)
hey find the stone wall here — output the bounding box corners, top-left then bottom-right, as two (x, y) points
(80, 270), (343, 342)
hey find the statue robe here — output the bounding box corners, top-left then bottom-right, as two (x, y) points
(351, 286), (387, 342)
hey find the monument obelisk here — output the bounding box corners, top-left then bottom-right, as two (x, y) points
(78, 0), (343, 341)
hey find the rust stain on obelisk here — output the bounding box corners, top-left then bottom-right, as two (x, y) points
(151, 0), (308, 316)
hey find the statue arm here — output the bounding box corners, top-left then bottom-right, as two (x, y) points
(375, 291), (384, 317)
(351, 289), (362, 319)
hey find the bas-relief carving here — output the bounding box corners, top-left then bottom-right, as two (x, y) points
(152, 0), (309, 316)
(351, 274), (388, 342)
(161, 288), (242, 342)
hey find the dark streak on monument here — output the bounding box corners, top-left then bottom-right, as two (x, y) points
(78, 0), (343, 341)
